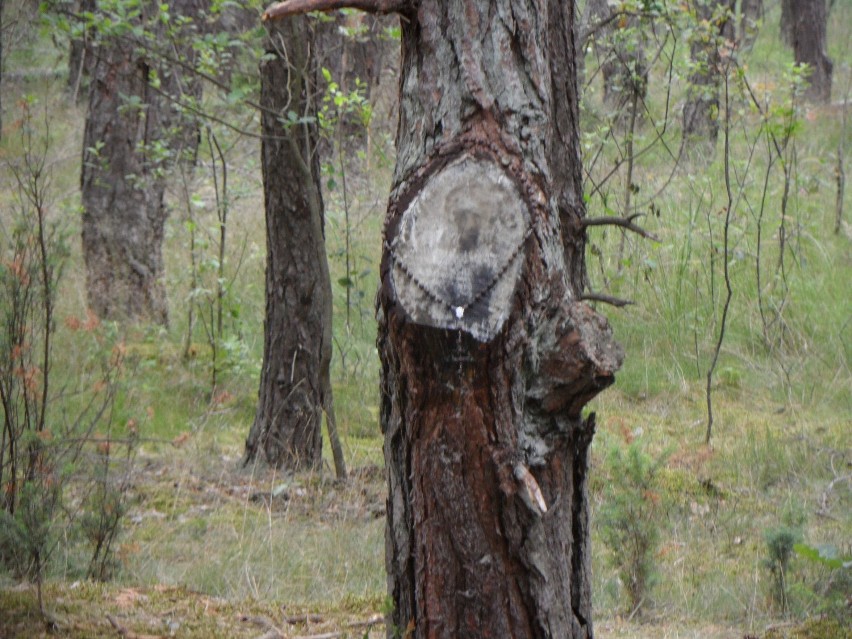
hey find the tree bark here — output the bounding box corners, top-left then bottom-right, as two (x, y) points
(581, 0), (648, 112)
(780, 0), (794, 47)
(264, 0), (623, 635)
(0, 0), (4, 141)
(682, 0), (735, 153)
(787, 0), (833, 103)
(67, 0), (96, 102)
(738, 0), (762, 49)
(244, 17), (346, 478)
(377, 1), (621, 637)
(80, 1), (203, 325)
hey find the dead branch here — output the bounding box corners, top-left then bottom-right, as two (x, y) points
(284, 612), (326, 625)
(263, 0), (410, 21)
(579, 292), (634, 308)
(581, 213), (660, 241)
(106, 614), (164, 639)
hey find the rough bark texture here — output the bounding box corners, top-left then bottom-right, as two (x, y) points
(788, 0), (833, 103)
(682, 0), (734, 152)
(244, 18), (340, 473)
(378, 1), (622, 637)
(80, 1), (203, 324)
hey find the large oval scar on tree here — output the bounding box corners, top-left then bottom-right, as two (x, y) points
(264, 0), (624, 637)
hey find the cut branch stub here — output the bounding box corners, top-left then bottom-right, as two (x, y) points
(389, 156), (530, 342)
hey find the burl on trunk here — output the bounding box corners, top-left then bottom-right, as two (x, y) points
(265, 1), (622, 637)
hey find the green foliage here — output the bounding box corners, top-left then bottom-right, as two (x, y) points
(0, 100), (133, 613)
(0, 479), (61, 584)
(598, 438), (670, 614)
(764, 524), (802, 615)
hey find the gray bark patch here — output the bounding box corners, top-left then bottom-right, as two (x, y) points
(390, 156), (530, 342)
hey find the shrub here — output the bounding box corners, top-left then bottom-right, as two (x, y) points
(597, 438), (670, 616)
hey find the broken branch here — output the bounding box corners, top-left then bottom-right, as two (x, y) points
(579, 292), (634, 308)
(581, 213), (660, 241)
(263, 0), (410, 21)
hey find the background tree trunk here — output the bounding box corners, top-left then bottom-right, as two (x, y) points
(682, 0), (734, 153)
(244, 17), (345, 478)
(80, 1), (203, 324)
(67, 0), (95, 102)
(581, 0), (648, 112)
(738, 0), (762, 49)
(373, 0), (622, 637)
(788, 0), (833, 103)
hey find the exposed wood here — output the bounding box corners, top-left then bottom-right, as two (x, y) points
(389, 156), (531, 342)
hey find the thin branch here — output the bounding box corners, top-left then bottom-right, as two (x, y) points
(263, 0), (411, 21)
(582, 214), (660, 242)
(705, 66), (735, 446)
(579, 292), (634, 308)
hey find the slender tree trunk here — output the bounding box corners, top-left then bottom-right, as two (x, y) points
(682, 0), (734, 153)
(80, 1), (203, 325)
(788, 0), (833, 103)
(67, 0), (96, 102)
(263, 0), (622, 635)
(244, 17), (345, 478)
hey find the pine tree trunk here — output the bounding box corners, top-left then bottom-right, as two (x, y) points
(780, 0), (794, 46)
(244, 17), (341, 474)
(788, 0), (833, 103)
(682, 0), (734, 152)
(376, 1), (622, 636)
(80, 1), (203, 324)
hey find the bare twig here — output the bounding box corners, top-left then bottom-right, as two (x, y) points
(579, 292), (634, 308)
(581, 213), (660, 241)
(705, 67), (735, 445)
(263, 0), (411, 21)
(106, 614), (162, 639)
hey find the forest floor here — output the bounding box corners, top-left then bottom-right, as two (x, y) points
(1, 420), (847, 639)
